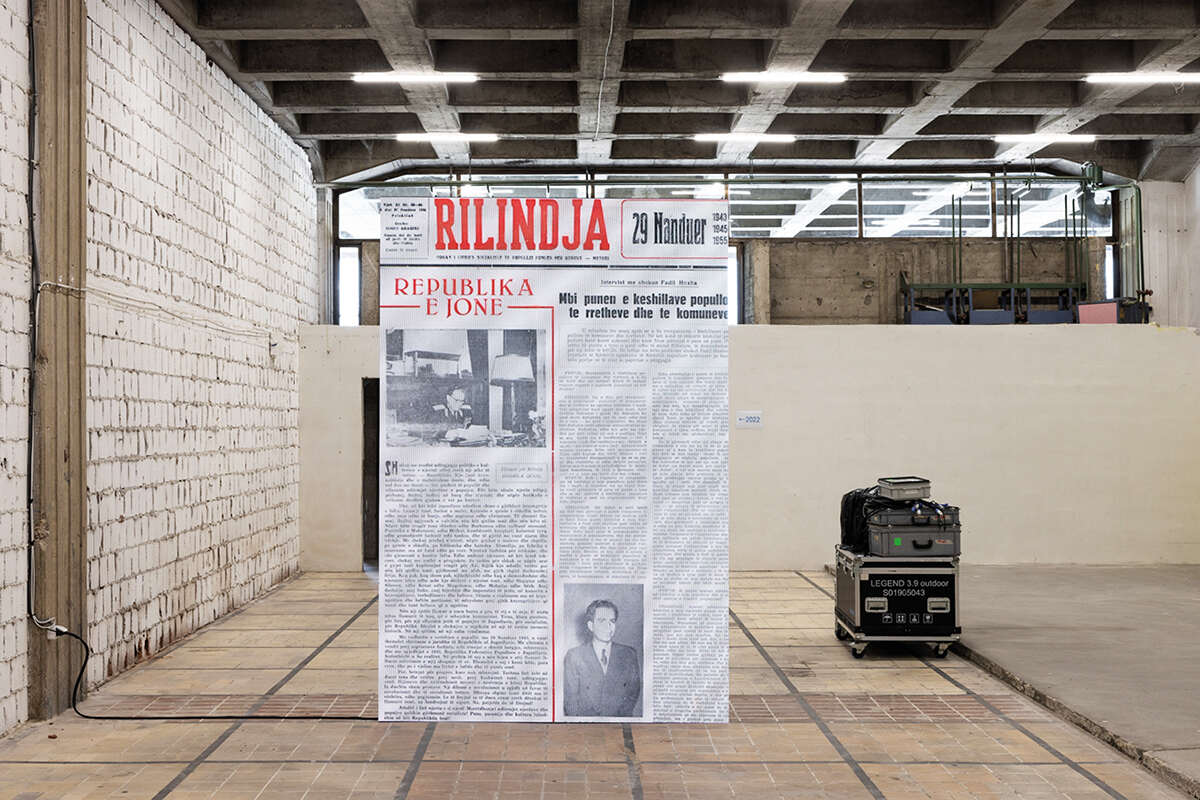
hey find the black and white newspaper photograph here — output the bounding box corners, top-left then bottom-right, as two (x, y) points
(560, 583), (646, 720)
(383, 328), (548, 448)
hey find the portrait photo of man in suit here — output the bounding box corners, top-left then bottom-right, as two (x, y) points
(563, 599), (642, 718)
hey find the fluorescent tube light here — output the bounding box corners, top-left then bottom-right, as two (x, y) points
(994, 134), (1096, 144)
(721, 71), (846, 84)
(671, 187), (752, 197)
(1085, 72), (1200, 84)
(693, 133), (796, 143)
(353, 72), (478, 83)
(395, 133), (500, 143)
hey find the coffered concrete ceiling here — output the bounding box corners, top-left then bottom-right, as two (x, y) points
(156, 0), (1200, 183)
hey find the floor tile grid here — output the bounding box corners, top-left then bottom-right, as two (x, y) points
(2, 572), (1189, 799)
(787, 569), (1137, 800)
(142, 595), (385, 800)
(728, 606), (889, 800)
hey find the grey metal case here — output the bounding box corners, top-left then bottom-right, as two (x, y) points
(868, 526), (961, 557)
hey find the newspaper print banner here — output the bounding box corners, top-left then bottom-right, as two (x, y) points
(380, 197), (729, 266)
(378, 265), (729, 722)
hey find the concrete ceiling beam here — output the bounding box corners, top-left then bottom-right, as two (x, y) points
(837, 0), (994, 29)
(1138, 144), (1200, 180)
(716, 0), (859, 164)
(768, 113), (887, 136)
(198, 0), (367, 30)
(610, 139), (716, 159)
(628, 0), (790, 29)
(450, 81), (579, 107)
(955, 80), (1081, 109)
(786, 80), (920, 109)
(812, 39), (974, 73)
(353, 0), (470, 164)
(855, 0), (1079, 165)
(995, 34), (1200, 164)
(750, 140), (859, 159)
(918, 114), (1040, 135)
(468, 142), (580, 161)
(1047, 0), (1200, 30)
(613, 112), (734, 134)
(460, 113), (580, 135)
(153, 0), (1200, 183)
(236, 39), (391, 73)
(297, 112), (424, 137)
(323, 140), (438, 181)
(1074, 113), (1199, 136)
(414, 0), (578, 28)
(272, 81), (409, 111)
(577, 0), (633, 165)
(891, 140), (999, 160)
(618, 80), (748, 107)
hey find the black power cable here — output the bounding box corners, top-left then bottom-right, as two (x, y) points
(25, 0), (44, 631)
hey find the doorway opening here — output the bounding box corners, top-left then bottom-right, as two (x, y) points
(362, 377), (379, 572)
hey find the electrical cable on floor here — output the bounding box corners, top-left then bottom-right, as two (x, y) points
(54, 628), (376, 722)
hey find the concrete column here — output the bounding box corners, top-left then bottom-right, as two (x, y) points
(29, 0), (88, 720)
(748, 240), (771, 324)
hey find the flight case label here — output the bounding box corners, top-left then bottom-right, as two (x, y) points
(867, 576), (951, 597)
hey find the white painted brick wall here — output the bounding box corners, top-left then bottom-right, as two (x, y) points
(84, 0), (318, 686)
(0, 0), (29, 738)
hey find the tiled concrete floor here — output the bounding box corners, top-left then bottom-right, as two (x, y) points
(0, 571), (1187, 799)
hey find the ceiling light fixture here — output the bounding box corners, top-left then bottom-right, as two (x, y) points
(353, 72), (478, 83)
(395, 133), (500, 143)
(693, 133), (796, 143)
(1085, 72), (1200, 84)
(993, 134), (1096, 144)
(721, 71), (846, 84)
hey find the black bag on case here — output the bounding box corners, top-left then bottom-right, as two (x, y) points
(840, 486), (878, 552)
(841, 485), (959, 553)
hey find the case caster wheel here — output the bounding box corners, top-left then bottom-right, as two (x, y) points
(851, 646), (866, 659)
(933, 644), (950, 658)
(835, 625), (850, 641)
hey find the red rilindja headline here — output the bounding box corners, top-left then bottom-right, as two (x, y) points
(433, 198), (611, 251)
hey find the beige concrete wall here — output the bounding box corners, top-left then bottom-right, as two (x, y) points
(730, 324), (1200, 568)
(299, 326), (378, 571)
(303, 323), (1200, 572)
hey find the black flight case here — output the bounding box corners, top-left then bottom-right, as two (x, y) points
(834, 545), (960, 658)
